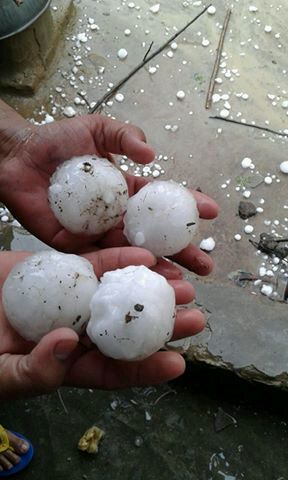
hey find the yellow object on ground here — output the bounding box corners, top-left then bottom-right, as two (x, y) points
(78, 426), (105, 454)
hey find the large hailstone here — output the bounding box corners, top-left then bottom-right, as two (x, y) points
(2, 251), (99, 342)
(123, 180), (199, 256)
(48, 155), (128, 235)
(87, 265), (176, 361)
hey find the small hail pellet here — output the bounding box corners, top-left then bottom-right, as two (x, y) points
(48, 155), (128, 235)
(87, 265), (176, 361)
(123, 180), (199, 256)
(2, 251), (99, 342)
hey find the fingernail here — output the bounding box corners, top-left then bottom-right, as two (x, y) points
(54, 340), (77, 361)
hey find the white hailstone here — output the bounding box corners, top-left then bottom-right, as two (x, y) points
(123, 180), (199, 257)
(63, 106), (76, 118)
(44, 113), (54, 124)
(170, 42), (178, 50)
(281, 100), (288, 109)
(264, 25), (272, 33)
(149, 3), (160, 13)
(115, 93), (125, 102)
(234, 234), (241, 241)
(207, 5), (216, 15)
(264, 176), (272, 184)
(2, 251), (99, 342)
(48, 156), (128, 235)
(249, 6), (258, 12)
(241, 157), (252, 169)
(202, 38), (210, 47)
(244, 225), (254, 234)
(87, 265), (175, 360)
(124, 29), (131, 36)
(117, 48), (128, 60)
(280, 161), (288, 173)
(176, 90), (185, 100)
(212, 93), (221, 103)
(199, 237), (216, 252)
(259, 267), (266, 277)
(220, 109), (230, 118)
(77, 33), (88, 43)
(148, 66), (157, 74)
(261, 284), (273, 297)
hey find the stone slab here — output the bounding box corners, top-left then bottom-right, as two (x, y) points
(181, 278), (288, 390)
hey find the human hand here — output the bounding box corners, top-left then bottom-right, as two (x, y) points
(0, 105), (218, 278)
(0, 247), (205, 399)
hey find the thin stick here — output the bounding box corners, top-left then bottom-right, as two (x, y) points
(57, 389), (68, 414)
(153, 390), (177, 405)
(143, 41), (154, 62)
(209, 115), (288, 137)
(205, 8), (232, 109)
(90, 4), (211, 113)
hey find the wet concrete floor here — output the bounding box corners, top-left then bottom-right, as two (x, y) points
(2, 366), (288, 480)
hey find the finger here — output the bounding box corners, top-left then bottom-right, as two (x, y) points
(65, 349), (186, 389)
(169, 280), (195, 304)
(170, 244), (214, 275)
(192, 190), (219, 219)
(150, 258), (183, 280)
(84, 247), (156, 278)
(83, 115), (155, 164)
(0, 328), (78, 399)
(171, 309), (205, 341)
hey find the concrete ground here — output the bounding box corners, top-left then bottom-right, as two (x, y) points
(1, 1), (288, 478)
(1, 367), (288, 480)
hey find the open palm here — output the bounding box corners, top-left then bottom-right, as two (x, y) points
(0, 113), (218, 275)
(0, 247), (205, 399)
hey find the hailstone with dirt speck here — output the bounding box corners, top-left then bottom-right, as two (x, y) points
(2, 251), (99, 342)
(48, 155), (128, 235)
(123, 181), (199, 256)
(87, 265), (176, 361)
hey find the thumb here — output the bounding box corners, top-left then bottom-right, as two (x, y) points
(0, 328), (79, 399)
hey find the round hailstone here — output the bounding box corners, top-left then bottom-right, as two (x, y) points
(115, 93), (125, 103)
(117, 48), (128, 60)
(280, 161), (288, 174)
(2, 251), (99, 342)
(244, 225), (254, 234)
(63, 106), (76, 118)
(123, 180), (199, 257)
(176, 90), (185, 100)
(48, 156), (128, 235)
(199, 237), (216, 252)
(241, 157), (252, 169)
(207, 5), (216, 15)
(87, 265), (176, 360)
(220, 109), (230, 119)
